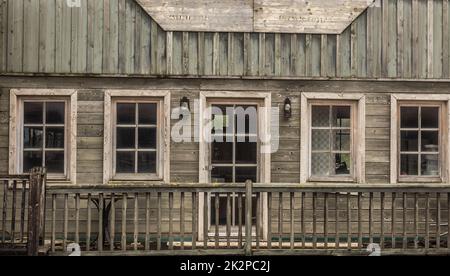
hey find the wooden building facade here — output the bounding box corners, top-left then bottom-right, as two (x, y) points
(0, 0), (450, 255)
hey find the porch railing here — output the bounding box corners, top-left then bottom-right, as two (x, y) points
(45, 181), (450, 256)
(0, 168), (47, 256)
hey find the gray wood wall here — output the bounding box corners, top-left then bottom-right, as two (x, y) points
(0, 0), (449, 79)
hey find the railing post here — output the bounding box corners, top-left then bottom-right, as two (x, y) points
(27, 167), (46, 256)
(245, 180), (253, 256)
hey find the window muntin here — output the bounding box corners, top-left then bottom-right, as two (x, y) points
(399, 104), (441, 179)
(310, 104), (354, 180)
(209, 103), (259, 228)
(21, 101), (66, 175)
(114, 102), (159, 176)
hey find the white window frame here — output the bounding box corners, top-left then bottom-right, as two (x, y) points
(9, 89), (77, 184)
(390, 94), (450, 184)
(103, 90), (171, 184)
(198, 91), (271, 241)
(300, 93), (366, 184)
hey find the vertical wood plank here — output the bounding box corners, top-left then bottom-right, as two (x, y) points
(397, 0), (404, 77)
(274, 33), (281, 76)
(382, 0), (389, 77)
(427, 0), (434, 78)
(39, 0), (55, 73)
(443, 0), (449, 78)
(87, 0), (103, 74)
(118, 0), (126, 74)
(121, 193), (127, 251)
(258, 33), (265, 76)
(165, 31), (173, 74)
(55, 0), (71, 73)
(23, 0), (39, 73)
(182, 32), (189, 75)
(0, 0), (7, 72)
(70, 0), (87, 73)
(197, 32), (204, 75)
(212, 33), (219, 75)
(7, 0), (23, 72)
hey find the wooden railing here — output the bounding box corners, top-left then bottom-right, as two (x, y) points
(0, 168), (47, 256)
(45, 182), (450, 256)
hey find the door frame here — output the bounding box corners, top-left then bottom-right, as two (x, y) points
(198, 91), (272, 241)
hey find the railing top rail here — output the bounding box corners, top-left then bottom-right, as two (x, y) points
(45, 182), (450, 194)
(0, 174), (30, 181)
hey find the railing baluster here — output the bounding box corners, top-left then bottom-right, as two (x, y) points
(301, 192), (305, 249)
(369, 192), (373, 244)
(63, 194), (68, 251)
(11, 180), (17, 244)
(448, 193), (450, 250)
(122, 193), (127, 251)
(268, 192), (272, 249)
(290, 192), (294, 250)
(86, 194), (91, 252)
(110, 193), (115, 251)
(214, 193), (219, 249)
(203, 192), (208, 249)
(192, 192), (197, 250)
(99, 193), (104, 252)
(335, 193), (339, 249)
(312, 192), (317, 249)
(134, 193), (139, 251)
(347, 193), (351, 250)
(238, 193), (243, 248)
(180, 192), (185, 250)
(391, 192), (396, 249)
(255, 192), (260, 250)
(357, 192), (362, 249)
(169, 192), (174, 250)
(324, 193), (328, 249)
(380, 192), (385, 249)
(226, 193), (231, 249)
(425, 193), (430, 250)
(157, 192), (162, 251)
(414, 193), (419, 249)
(145, 193), (150, 251)
(2, 180), (8, 243)
(436, 193), (441, 249)
(279, 192), (283, 249)
(20, 180), (26, 243)
(75, 193), (80, 245)
(51, 194), (56, 253)
(403, 193), (407, 249)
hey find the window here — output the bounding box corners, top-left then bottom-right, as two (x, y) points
(103, 90), (171, 184)
(300, 93), (365, 184)
(310, 104), (353, 179)
(113, 101), (160, 178)
(398, 104), (442, 181)
(9, 89), (77, 183)
(22, 101), (66, 175)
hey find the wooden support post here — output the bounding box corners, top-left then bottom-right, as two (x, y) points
(245, 180), (253, 256)
(27, 167), (46, 256)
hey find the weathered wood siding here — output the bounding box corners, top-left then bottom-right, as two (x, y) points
(0, 0), (449, 79)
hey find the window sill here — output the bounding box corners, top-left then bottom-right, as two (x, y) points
(308, 177), (356, 183)
(398, 177), (443, 184)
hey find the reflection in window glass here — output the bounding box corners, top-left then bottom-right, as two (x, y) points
(399, 105), (440, 177)
(310, 105), (352, 178)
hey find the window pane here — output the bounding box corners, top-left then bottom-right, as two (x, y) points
(400, 131), (419, 152)
(311, 106), (329, 127)
(421, 131), (439, 152)
(212, 105), (231, 134)
(46, 102), (65, 124)
(24, 102), (43, 124)
(138, 152), (156, 173)
(421, 154), (439, 176)
(400, 154), (419, 176)
(312, 129), (330, 151)
(235, 105), (258, 136)
(212, 138), (233, 164)
(421, 107), (439, 128)
(400, 107), (419, 128)
(211, 166), (233, 183)
(332, 106), (351, 127)
(117, 127), (135, 149)
(235, 167), (257, 183)
(334, 153), (351, 175)
(236, 138), (257, 164)
(117, 103), (136, 124)
(311, 153), (330, 176)
(45, 151), (65, 174)
(23, 151), (42, 172)
(138, 103), (157, 125)
(138, 128), (157, 149)
(333, 130), (350, 151)
(23, 127), (43, 148)
(116, 152), (135, 173)
(46, 127), (65, 148)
